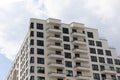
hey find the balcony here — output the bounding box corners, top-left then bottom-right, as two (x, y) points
(75, 75), (91, 80)
(47, 44), (63, 50)
(46, 27), (62, 33)
(47, 53), (64, 59)
(71, 32), (85, 37)
(47, 18), (61, 24)
(74, 66), (90, 71)
(72, 40), (86, 45)
(47, 36), (62, 42)
(101, 69), (116, 74)
(74, 57), (89, 62)
(48, 72), (65, 78)
(48, 62), (65, 68)
(73, 48), (88, 53)
(70, 22), (85, 29)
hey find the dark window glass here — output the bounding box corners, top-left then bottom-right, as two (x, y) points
(97, 49), (103, 55)
(115, 59), (120, 65)
(96, 41), (102, 47)
(30, 31), (34, 37)
(73, 37), (77, 41)
(91, 56), (97, 62)
(63, 36), (70, 42)
(64, 44), (70, 50)
(89, 48), (96, 54)
(111, 75), (116, 80)
(105, 50), (112, 56)
(30, 57), (34, 63)
(30, 48), (34, 54)
(66, 70), (73, 77)
(30, 22), (34, 29)
(30, 66), (34, 73)
(54, 26), (60, 29)
(56, 60), (62, 64)
(55, 34), (60, 38)
(37, 76), (45, 80)
(99, 57), (105, 63)
(92, 64), (99, 71)
(93, 73), (100, 80)
(56, 51), (61, 55)
(74, 45), (79, 49)
(65, 52), (71, 59)
(30, 76), (34, 80)
(118, 76), (120, 80)
(37, 57), (44, 64)
(75, 54), (80, 58)
(57, 79), (63, 80)
(57, 69), (63, 73)
(37, 32), (43, 38)
(65, 61), (72, 68)
(107, 58), (113, 64)
(72, 29), (77, 32)
(37, 49), (44, 55)
(88, 40), (95, 46)
(30, 39), (34, 45)
(100, 65), (105, 71)
(37, 40), (44, 46)
(87, 32), (94, 38)
(63, 28), (69, 34)
(37, 67), (45, 73)
(37, 23), (43, 30)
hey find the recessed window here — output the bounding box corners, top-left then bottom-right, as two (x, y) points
(37, 23), (43, 30)
(30, 76), (34, 80)
(30, 31), (34, 37)
(93, 73), (100, 80)
(72, 29), (77, 32)
(30, 22), (34, 29)
(37, 40), (44, 46)
(87, 32), (94, 38)
(92, 64), (99, 71)
(91, 56), (97, 62)
(65, 52), (71, 59)
(37, 49), (44, 55)
(56, 60), (62, 64)
(97, 49), (103, 55)
(37, 32), (43, 38)
(63, 28), (69, 34)
(107, 58), (113, 64)
(105, 50), (112, 56)
(96, 41), (102, 47)
(111, 75), (116, 80)
(30, 39), (34, 45)
(30, 57), (34, 63)
(73, 37), (77, 41)
(89, 48), (96, 54)
(30, 48), (34, 54)
(54, 26), (60, 29)
(30, 66), (34, 73)
(63, 36), (70, 42)
(64, 44), (70, 50)
(116, 67), (120, 73)
(65, 61), (72, 68)
(99, 57), (105, 63)
(37, 76), (45, 80)
(37, 67), (45, 74)
(100, 65), (105, 71)
(55, 51), (61, 55)
(66, 70), (73, 77)
(37, 57), (44, 64)
(114, 59), (120, 65)
(88, 40), (95, 46)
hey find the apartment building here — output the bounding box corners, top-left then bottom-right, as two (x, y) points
(7, 18), (120, 80)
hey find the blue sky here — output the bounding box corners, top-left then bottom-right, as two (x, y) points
(1, 0), (120, 80)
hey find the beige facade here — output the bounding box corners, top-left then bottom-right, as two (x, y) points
(7, 18), (120, 80)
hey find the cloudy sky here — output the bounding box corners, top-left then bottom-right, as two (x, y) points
(0, 0), (120, 79)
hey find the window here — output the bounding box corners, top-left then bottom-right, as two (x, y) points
(91, 56), (97, 62)
(99, 57), (105, 63)
(65, 61), (72, 68)
(72, 29), (77, 32)
(65, 52), (71, 59)
(57, 69), (63, 73)
(37, 57), (44, 64)
(77, 71), (81, 76)
(37, 32), (43, 38)
(100, 65), (105, 71)
(105, 50), (112, 56)
(116, 67), (120, 73)
(30, 31), (34, 37)
(107, 58), (113, 64)
(54, 26), (60, 29)
(73, 37), (77, 41)
(118, 76), (120, 80)
(66, 70), (73, 77)
(63, 28), (69, 34)
(56, 60), (62, 64)
(37, 40), (44, 46)
(64, 44), (70, 50)
(93, 73), (100, 80)
(96, 41), (102, 47)
(55, 42), (61, 46)
(30, 48), (34, 54)
(75, 54), (80, 58)
(111, 75), (116, 80)
(30, 39), (34, 45)
(55, 34), (60, 38)
(88, 40), (95, 46)
(92, 64), (99, 71)
(30, 66), (34, 73)
(37, 67), (45, 74)
(87, 32), (94, 38)
(57, 79), (63, 80)
(37, 76), (45, 80)
(97, 49), (103, 55)
(63, 36), (70, 42)
(37, 23), (43, 30)
(30, 76), (34, 80)
(56, 51), (61, 55)
(30, 57), (34, 63)
(115, 59), (120, 65)
(37, 49), (44, 55)
(30, 22), (34, 29)
(74, 45), (79, 49)
(89, 48), (96, 54)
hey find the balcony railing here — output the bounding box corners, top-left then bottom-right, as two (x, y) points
(48, 62), (64, 65)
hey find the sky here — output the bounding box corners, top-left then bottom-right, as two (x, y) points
(0, 0), (120, 80)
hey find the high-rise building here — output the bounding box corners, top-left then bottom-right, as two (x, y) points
(7, 18), (120, 80)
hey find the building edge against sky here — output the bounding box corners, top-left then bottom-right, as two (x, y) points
(7, 18), (120, 80)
